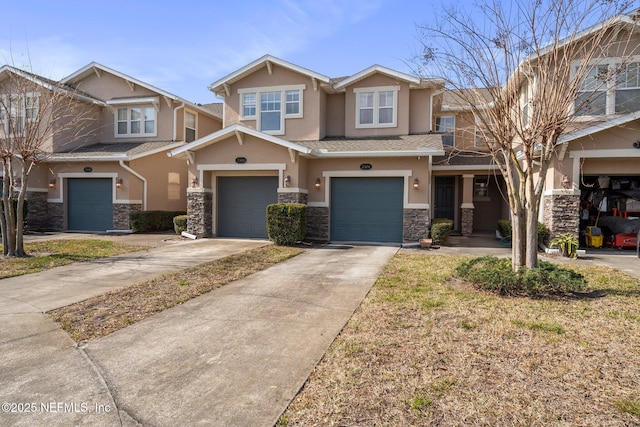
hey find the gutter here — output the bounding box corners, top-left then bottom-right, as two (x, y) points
(173, 102), (185, 142)
(119, 160), (148, 211)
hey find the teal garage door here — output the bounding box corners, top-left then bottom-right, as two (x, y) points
(331, 177), (404, 243)
(218, 176), (278, 238)
(67, 178), (113, 231)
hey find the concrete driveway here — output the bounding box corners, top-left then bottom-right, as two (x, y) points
(0, 239), (397, 426)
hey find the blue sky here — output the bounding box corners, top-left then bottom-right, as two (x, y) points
(0, 0), (430, 104)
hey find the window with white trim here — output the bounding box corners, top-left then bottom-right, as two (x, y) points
(436, 115), (455, 147)
(185, 111), (196, 142)
(573, 57), (640, 117)
(0, 93), (39, 137)
(116, 106), (156, 137)
(354, 86), (399, 128)
(474, 113), (494, 147)
(238, 85), (304, 134)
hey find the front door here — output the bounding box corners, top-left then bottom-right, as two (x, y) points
(434, 176), (455, 220)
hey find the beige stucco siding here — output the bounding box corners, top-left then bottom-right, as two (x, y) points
(325, 93), (346, 137)
(222, 65), (322, 141)
(131, 152), (188, 211)
(409, 89), (431, 134)
(344, 74), (411, 138)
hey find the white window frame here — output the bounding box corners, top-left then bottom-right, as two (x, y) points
(114, 105), (157, 138)
(238, 84), (305, 135)
(571, 55), (640, 119)
(0, 92), (39, 137)
(353, 86), (400, 129)
(185, 110), (197, 142)
(435, 115), (455, 147)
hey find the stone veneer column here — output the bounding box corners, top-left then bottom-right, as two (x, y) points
(113, 203), (142, 230)
(306, 206), (329, 241)
(277, 191), (308, 204)
(460, 205), (474, 237)
(187, 189), (213, 237)
(47, 203), (64, 231)
(403, 209), (429, 241)
(25, 191), (48, 232)
(544, 190), (580, 241)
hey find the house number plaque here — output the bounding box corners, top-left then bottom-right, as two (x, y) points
(360, 163), (373, 170)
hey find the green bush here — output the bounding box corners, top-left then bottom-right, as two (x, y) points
(267, 203), (307, 245)
(455, 256), (586, 297)
(496, 219), (548, 245)
(130, 210), (186, 233)
(173, 215), (187, 235)
(430, 218), (453, 245)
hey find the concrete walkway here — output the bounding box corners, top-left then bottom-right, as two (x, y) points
(0, 239), (397, 426)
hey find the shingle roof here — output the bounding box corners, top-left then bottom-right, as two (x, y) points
(50, 141), (179, 160)
(296, 134), (444, 153)
(200, 103), (223, 118)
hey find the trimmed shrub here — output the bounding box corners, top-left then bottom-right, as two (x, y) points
(267, 203), (307, 245)
(173, 215), (187, 235)
(455, 256), (586, 297)
(130, 210), (186, 233)
(430, 218), (453, 245)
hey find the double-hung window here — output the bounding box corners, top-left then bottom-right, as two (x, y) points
(436, 115), (455, 147)
(575, 64), (608, 116)
(185, 111), (197, 142)
(615, 62), (640, 114)
(116, 106), (156, 137)
(238, 85), (304, 135)
(0, 93), (39, 137)
(354, 86), (399, 128)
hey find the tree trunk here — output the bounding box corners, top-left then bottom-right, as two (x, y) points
(1, 159), (16, 256)
(511, 209), (526, 270)
(15, 165), (28, 257)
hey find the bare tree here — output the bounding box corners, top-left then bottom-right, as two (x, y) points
(0, 65), (98, 256)
(416, 0), (638, 270)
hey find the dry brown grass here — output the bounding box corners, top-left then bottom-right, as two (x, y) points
(49, 245), (303, 343)
(280, 252), (640, 427)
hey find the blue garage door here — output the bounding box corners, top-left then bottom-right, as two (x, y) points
(218, 176), (278, 238)
(331, 177), (404, 243)
(67, 178), (113, 231)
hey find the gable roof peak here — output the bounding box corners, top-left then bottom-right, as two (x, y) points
(208, 54), (332, 96)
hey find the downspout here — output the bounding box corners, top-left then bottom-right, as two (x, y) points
(119, 160), (147, 211)
(173, 102), (185, 141)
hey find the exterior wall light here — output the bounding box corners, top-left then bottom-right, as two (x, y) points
(49, 178), (56, 189)
(284, 175), (291, 187)
(562, 175), (571, 189)
(191, 177), (199, 188)
(413, 178), (420, 189)
(116, 178), (123, 188)
(315, 177), (321, 190)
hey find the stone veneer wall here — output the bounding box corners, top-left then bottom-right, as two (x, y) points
(25, 191), (48, 232)
(461, 208), (474, 237)
(47, 203), (64, 231)
(187, 191), (213, 237)
(403, 209), (429, 241)
(277, 192), (308, 204)
(307, 206), (329, 241)
(114, 203), (142, 230)
(544, 193), (580, 240)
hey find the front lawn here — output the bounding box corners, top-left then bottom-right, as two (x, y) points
(0, 240), (148, 279)
(280, 252), (640, 426)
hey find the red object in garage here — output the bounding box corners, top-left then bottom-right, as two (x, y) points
(614, 233), (637, 249)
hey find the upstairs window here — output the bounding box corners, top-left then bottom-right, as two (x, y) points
(615, 62), (640, 114)
(0, 93), (39, 137)
(436, 115), (455, 147)
(185, 111), (197, 142)
(354, 86), (399, 128)
(575, 64), (608, 116)
(238, 85), (304, 135)
(116, 106), (156, 137)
